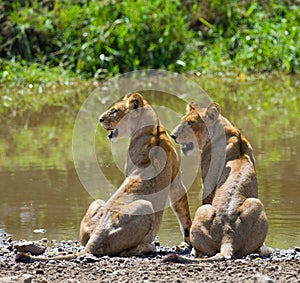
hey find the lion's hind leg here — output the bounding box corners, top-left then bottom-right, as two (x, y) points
(235, 198), (268, 257)
(89, 199), (155, 256)
(80, 199), (106, 246)
(190, 204), (221, 257)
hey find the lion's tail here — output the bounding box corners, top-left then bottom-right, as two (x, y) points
(15, 250), (86, 263)
(162, 252), (227, 264)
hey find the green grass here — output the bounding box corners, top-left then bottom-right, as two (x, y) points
(0, 58), (74, 85)
(1, 0), (197, 81)
(0, 0), (299, 88)
(195, 1), (299, 73)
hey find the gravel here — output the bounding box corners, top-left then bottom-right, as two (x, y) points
(0, 236), (299, 283)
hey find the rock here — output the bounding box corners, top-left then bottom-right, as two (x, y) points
(2, 238), (300, 282)
(0, 274), (32, 283)
(254, 273), (274, 283)
(36, 269), (44, 275)
(248, 253), (260, 259)
(15, 241), (46, 255)
(294, 246), (300, 252)
(82, 254), (100, 263)
(259, 245), (274, 257)
(22, 274), (33, 283)
(15, 252), (33, 263)
(41, 238), (48, 243)
(33, 229), (47, 234)
(6, 237), (12, 243)
(0, 276), (19, 283)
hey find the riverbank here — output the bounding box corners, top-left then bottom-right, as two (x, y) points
(0, 237), (299, 283)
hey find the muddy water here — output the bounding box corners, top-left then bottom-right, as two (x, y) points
(0, 75), (299, 249)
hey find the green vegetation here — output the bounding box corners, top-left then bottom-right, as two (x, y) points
(194, 1), (299, 73)
(0, 0), (299, 118)
(0, 0), (299, 85)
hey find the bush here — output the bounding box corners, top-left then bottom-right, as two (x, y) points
(0, 0), (299, 84)
(1, 0), (198, 79)
(191, 0), (299, 73)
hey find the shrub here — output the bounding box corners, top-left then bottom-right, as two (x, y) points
(0, 0), (299, 84)
(191, 0), (299, 73)
(2, 0), (198, 78)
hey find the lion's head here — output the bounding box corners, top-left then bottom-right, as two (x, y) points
(171, 102), (221, 155)
(99, 93), (149, 141)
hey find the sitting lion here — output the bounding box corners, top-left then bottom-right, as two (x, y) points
(79, 92), (192, 256)
(170, 102), (268, 261)
(17, 93), (191, 262)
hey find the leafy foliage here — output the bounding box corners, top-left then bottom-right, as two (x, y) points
(193, 1), (299, 73)
(1, 0), (197, 80)
(0, 0), (299, 85)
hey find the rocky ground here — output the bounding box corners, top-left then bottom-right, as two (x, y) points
(0, 236), (299, 283)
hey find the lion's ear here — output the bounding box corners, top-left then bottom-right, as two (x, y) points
(205, 102), (221, 123)
(127, 93), (144, 110)
(186, 102), (196, 113)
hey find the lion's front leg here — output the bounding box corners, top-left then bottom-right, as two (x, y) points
(190, 204), (221, 257)
(169, 172), (192, 244)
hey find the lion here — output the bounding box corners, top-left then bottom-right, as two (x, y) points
(168, 102), (268, 262)
(17, 93), (192, 262)
(80, 92), (192, 256)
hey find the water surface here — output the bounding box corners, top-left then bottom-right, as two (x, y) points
(0, 75), (299, 249)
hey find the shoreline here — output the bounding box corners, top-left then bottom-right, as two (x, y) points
(0, 238), (299, 283)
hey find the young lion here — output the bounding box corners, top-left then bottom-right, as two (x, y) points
(17, 93), (191, 262)
(81, 92), (192, 256)
(170, 102), (268, 261)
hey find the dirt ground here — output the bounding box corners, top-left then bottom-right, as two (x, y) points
(0, 237), (299, 283)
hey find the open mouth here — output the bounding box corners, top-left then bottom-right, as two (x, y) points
(108, 128), (119, 140)
(181, 142), (194, 154)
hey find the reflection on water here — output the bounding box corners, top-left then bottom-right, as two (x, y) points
(0, 168), (93, 242)
(0, 75), (299, 249)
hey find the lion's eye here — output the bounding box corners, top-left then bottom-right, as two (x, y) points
(110, 108), (118, 117)
(187, 121), (194, 126)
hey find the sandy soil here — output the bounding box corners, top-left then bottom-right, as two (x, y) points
(0, 237), (299, 283)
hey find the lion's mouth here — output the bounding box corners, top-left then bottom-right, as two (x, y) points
(181, 142), (194, 154)
(108, 128), (119, 141)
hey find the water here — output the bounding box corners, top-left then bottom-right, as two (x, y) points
(0, 75), (299, 249)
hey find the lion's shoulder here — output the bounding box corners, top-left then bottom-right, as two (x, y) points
(222, 117), (254, 165)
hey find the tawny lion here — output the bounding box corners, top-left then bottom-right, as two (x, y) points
(17, 93), (192, 262)
(169, 102), (268, 261)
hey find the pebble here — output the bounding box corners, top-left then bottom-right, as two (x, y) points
(36, 269), (44, 275)
(254, 273), (274, 283)
(14, 241), (46, 255)
(48, 260), (57, 264)
(41, 238), (48, 243)
(23, 274), (33, 283)
(1, 239), (300, 282)
(33, 229), (47, 234)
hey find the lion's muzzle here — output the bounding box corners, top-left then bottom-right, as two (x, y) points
(108, 128), (119, 141)
(181, 142), (194, 155)
(170, 134), (177, 142)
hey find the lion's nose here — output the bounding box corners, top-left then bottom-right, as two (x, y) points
(99, 116), (104, 123)
(170, 134), (176, 141)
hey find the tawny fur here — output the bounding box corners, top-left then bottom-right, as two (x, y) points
(170, 102), (268, 261)
(81, 93), (192, 256)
